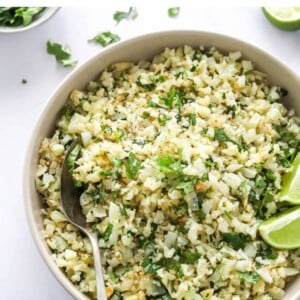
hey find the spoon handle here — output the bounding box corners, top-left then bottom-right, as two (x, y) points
(85, 230), (107, 300)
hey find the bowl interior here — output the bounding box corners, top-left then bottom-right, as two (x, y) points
(24, 30), (300, 300)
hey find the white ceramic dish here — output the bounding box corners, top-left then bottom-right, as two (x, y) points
(0, 7), (59, 33)
(23, 30), (300, 300)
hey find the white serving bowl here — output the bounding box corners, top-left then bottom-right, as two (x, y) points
(23, 30), (300, 300)
(0, 7), (59, 33)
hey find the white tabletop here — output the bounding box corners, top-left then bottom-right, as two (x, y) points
(1, 6), (300, 300)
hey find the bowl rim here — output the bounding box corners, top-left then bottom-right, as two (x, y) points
(23, 29), (300, 299)
(0, 7), (60, 33)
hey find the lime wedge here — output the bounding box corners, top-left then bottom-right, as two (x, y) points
(259, 206), (300, 249)
(279, 153), (300, 205)
(262, 7), (300, 31)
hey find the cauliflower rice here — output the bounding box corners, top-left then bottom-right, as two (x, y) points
(36, 46), (300, 300)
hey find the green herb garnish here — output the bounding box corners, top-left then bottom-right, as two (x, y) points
(168, 7), (180, 18)
(113, 7), (138, 24)
(21, 78), (27, 84)
(89, 31), (120, 47)
(67, 143), (81, 174)
(214, 128), (246, 152)
(188, 113), (196, 126)
(47, 40), (77, 67)
(239, 271), (260, 283)
(156, 155), (182, 175)
(176, 180), (196, 194)
(136, 76), (156, 91)
(125, 152), (142, 179)
(102, 223), (113, 241)
(0, 7), (44, 27)
(87, 187), (106, 204)
(179, 250), (201, 264)
(222, 232), (251, 250)
(161, 87), (185, 109)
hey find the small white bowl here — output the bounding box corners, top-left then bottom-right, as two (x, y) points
(0, 7), (59, 33)
(23, 30), (300, 300)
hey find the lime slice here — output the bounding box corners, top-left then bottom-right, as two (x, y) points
(279, 153), (300, 205)
(259, 206), (300, 249)
(262, 7), (300, 31)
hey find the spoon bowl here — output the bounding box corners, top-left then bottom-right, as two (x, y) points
(60, 138), (107, 300)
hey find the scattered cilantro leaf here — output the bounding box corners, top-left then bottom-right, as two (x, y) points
(168, 7), (180, 18)
(156, 155), (182, 175)
(113, 7), (138, 24)
(119, 204), (128, 216)
(176, 180), (196, 194)
(67, 143), (81, 174)
(188, 113), (196, 126)
(179, 250), (201, 264)
(16, 7), (44, 26)
(141, 258), (162, 274)
(87, 186), (106, 204)
(222, 232), (251, 250)
(257, 245), (278, 260)
(125, 152), (142, 179)
(62, 104), (74, 121)
(136, 76), (156, 91)
(102, 223), (113, 241)
(214, 128), (230, 142)
(239, 271), (260, 283)
(161, 87), (185, 109)
(21, 78), (27, 84)
(89, 31), (120, 47)
(214, 128), (246, 152)
(47, 40), (77, 67)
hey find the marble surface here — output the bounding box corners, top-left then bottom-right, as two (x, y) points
(1, 6), (300, 300)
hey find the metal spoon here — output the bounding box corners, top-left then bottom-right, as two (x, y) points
(60, 139), (107, 300)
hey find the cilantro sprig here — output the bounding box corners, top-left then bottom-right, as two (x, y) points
(239, 271), (260, 284)
(47, 40), (77, 67)
(168, 7), (180, 18)
(214, 128), (247, 152)
(113, 7), (138, 24)
(222, 232), (251, 250)
(89, 31), (120, 47)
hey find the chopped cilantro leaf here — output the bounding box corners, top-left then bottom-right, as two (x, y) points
(222, 232), (251, 250)
(179, 250), (201, 264)
(89, 31), (120, 47)
(125, 152), (142, 179)
(158, 113), (171, 125)
(258, 245), (278, 260)
(67, 143), (81, 174)
(87, 186), (106, 204)
(62, 104), (74, 121)
(136, 76), (156, 91)
(156, 155), (182, 175)
(214, 128), (230, 142)
(168, 7), (180, 18)
(188, 113), (196, 126)
(21, 78), (27, 84)
(47, 40), (77, 67)
(239, 271), (260, 283)
(119, 204), (128, 216)
(113, 7), (138, 24)
(161, 87), (185, 109)
(255, 175), (267, 189)
(176, 179), (196, 194)
(214, 128), (246, 152)
(141, 258), (162, 274)
(102, 223), (113, 241)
